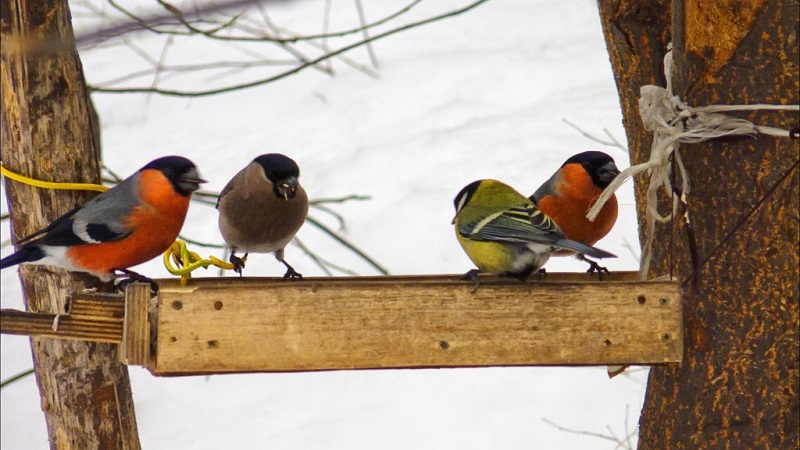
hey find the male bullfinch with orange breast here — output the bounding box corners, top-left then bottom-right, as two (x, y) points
(530, 151), (620, 276)
(216, 153), (308, 279)
(1, 156), (205, 286)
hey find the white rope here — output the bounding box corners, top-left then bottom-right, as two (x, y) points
(586, 44), (799, 279)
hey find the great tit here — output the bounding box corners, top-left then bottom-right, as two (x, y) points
(453, 179), (615, 285)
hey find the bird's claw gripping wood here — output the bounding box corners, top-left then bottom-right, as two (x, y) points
(282, 261), (303, 280)
(578, 254), (610, 280)
(229, 253), (248, 277)
(460, 269), (482, 293)
(115, 269), (159, 295)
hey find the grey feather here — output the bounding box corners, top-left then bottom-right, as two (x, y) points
(71, 173), (141, 243)
(554, 239), (616, 259)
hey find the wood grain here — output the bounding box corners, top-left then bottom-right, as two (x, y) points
(150, 273), (682, 375)
(0, 308), (122, 342)
(67, 292), (125, 321)
(119, 283), (152, 366)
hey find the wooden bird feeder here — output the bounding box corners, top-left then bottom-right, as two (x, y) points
(0, 272), (682, 375)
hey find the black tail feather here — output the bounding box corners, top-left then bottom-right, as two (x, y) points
(0, 246), (45, 269)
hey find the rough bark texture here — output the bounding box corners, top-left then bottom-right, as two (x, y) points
(599, 0), (799, 448)
(597, 0), (672, 243)
(1, 0), (141, 448)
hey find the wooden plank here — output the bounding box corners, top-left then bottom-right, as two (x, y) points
(67, 292), (125, 321)
(119, 283), (152, 366)
(149, 273), (682, 375)
(0, 309), (123, 343)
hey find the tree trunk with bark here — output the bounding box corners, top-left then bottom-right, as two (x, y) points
(598, 0), (799, 448)
(1, 0), (141, 448)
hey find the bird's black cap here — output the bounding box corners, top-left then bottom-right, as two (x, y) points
(141, 155), (204, 196)
(253, 153), (300, 184)
(563, 151), (620, 189)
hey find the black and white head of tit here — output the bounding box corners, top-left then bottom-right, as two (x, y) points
(216, 153), (309, 279)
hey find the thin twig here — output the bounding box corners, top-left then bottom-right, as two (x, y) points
(621, 237), (641, 262)
(310, 204), (349, 231)
(101, 163), (124, 183)
(306, 215), (389, 275)
(293, 237), (334, 276)
(541, 418), (624, 445)
(310, 195), (371, 205)
(0, 368), (35, 389)
(562, 118), (628, 152)
(88, 0), (425, 46)
(292, 237), (361, 276)
(90, 0), (492, 97)
(321, 0), (334, 72)
(353, 0), (379, 68)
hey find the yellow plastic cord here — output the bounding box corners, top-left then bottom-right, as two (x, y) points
(163, 240), (239, 286)
(0, 163), (109, 192)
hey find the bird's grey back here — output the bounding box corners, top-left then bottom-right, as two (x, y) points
(72, 172), (142, 236)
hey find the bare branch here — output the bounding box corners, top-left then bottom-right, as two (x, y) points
(81, 0), (424, 47)
(542, 418), (629, 447)
(90, 0), (492, 97)
(0, 368), (35, 389)
(305, 215), (389, 275)
(292, 237), (361, 276)
(561, 118), (628, 153)
(353, 0), (379, 68)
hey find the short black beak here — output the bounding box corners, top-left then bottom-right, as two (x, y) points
(277, 177), (298, 200)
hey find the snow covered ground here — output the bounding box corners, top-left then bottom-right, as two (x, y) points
(1, 0), (648, 448)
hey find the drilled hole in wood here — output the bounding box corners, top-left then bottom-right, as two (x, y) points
(214, 301), (223, 310)
(637, 295), (646, 305)
(207, 340), (219, 348)
(439, 340), (449, 350)
(170, 336), (177, 342)
(172, 301), (183, 310)
(662, 333), (671, 341)
(660, 298), (669, 305)
(604, 339), (612, 346)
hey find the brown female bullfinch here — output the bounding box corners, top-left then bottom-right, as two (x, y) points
(216, 153), (308, 278)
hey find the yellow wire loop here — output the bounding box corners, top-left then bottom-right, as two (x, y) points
(0, 163), (109, 192)
(163, 240), (238, 286)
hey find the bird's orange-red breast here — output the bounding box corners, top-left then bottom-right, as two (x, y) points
(1, 156), (205, 280)
(531, 151), (619, 255)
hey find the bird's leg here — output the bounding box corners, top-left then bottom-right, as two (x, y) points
(577, 253), (609, 280)
(114, 268), (159, 294)
(229, 252), (248, 276)
(281, 260), (303, 280)
(536, 268), (547, 280)
(460, 269), (481, 293)
(276, 249), (302, 280)
(514, 272), (534, 294)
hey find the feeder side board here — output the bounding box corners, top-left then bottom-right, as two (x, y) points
(147, 275), (682, 375)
